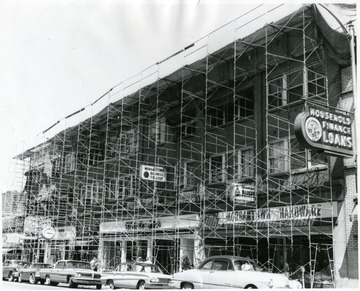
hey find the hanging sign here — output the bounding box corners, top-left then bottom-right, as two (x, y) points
(140, 165), (166, 181)
(229, 183), (255, 204)
(294, 106), (353, 157)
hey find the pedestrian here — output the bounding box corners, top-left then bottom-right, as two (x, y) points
(90, 256), (99, 271)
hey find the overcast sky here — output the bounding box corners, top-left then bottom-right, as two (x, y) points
(0, 0), (353, 193)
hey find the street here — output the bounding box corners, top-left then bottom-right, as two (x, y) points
(1, 281), (105, 290)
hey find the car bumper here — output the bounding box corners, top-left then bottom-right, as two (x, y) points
(72, 278), (102, 285)
(144, 282), (175, 289)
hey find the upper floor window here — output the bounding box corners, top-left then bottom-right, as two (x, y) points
(107, 175), (136, 200)
(177, 116), (196, 139)
(120, 129), (137, 157)
(150, 117), (170, 144)
(268, 67), (327, 109)
(269, 139), (289, 174)
(64, 152), (75, 173)
(227, 148), (255, 181)
(209, 154), (225, 184)
(179, 161), (197, 190)
(207, 95), (254, 127)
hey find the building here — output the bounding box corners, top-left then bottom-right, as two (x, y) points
(4, 3), (357, 288)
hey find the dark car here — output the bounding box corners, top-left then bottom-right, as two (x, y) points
(2, 260), (30, 282)
(38, 260), (102, 289)
(18, 262), (52, 284)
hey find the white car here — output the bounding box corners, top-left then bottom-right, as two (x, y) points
(172, 256), (302, 289)
(101, 262), (174, 289)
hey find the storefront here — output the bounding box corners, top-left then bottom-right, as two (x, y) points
(99, 214), (200, 274)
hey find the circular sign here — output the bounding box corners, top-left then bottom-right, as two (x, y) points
(305, 116), (322, 142)
(42, 226), (55, 240)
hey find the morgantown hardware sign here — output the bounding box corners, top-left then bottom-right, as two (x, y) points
(294, 106), (353, 157)
(218, 202), (337, 227)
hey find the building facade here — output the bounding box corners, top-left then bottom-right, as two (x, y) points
(4, 4), (358, 288)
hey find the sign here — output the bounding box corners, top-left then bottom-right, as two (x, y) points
(100, 214), (199, 234)
(294, 106), (353, 157)
(24, 216), (52, 236)
(229, 183), (255, 204)
(218, 202), (337, 227)
(140, 165), (166, 181)
(41, 227), (55, 240)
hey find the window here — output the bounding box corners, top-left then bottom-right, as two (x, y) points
(107, 176), (135, 200)
(209, 154), (225, 184)
(179, 161), (197, 189)
(268, 74), (287, 108)
(178, 117), (196, 138)
(64, 152), (75, 173)
(238, 148), (255, 179)
(207, 95), (254, 127)
(268, 67), (327, 109)
(120, 129), (137, 157)
(227, 148), (255, 181)
(150, 117), (170, 144)
(269, 139), (289, 173)
(118, 175), (136, 200)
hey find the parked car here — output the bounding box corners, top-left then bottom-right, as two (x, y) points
(18, 262), (52, 284)
(38, 260), (102, 289)
(101, 262), (174, 289)
(2, 260), (30, 282)
(172, 256), (302, 289)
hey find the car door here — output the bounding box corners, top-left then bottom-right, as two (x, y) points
(200, 259), (234, 289)
(2, 261), (10, 278)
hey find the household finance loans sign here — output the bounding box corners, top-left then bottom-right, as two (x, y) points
(218, 202), (337, 227)
(294, 106), (353, 157)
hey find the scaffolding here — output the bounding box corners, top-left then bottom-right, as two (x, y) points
(5, 3), (355, 288)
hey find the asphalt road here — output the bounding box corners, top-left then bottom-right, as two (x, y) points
(1, 281), (104, 290)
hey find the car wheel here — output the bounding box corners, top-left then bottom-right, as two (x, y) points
(29, 273), (36, 284)
(69, 277), (78, 288)
(96, 284), (102, 289)
(137, 280), (145, 289)
(18, 273), (23, 283)
(108, 280), (116, 290)
(245, 285), (257, 289)
(8, 272), (14, 282)
(182, 282), (194, 289)
(45, 275), (57, 286)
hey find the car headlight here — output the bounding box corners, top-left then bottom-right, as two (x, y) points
(267, 279), (274, 289)
(75, 273), (81, 278)
(150, 277), (159, 283)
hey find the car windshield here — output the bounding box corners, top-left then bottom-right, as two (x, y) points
(66, 262), (91, 269)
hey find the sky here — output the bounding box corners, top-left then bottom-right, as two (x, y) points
(0, 0), (354, 193)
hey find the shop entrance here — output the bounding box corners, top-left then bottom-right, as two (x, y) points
(153, 239), (177, 274)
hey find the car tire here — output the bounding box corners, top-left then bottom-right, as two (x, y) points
(108, 280), (116, 290)
(18, 273), (23, 283)
(44, 275), (58, 286)
(181, 282), (194, 289)
(69, 277), (78, 288)
(96, 284), (102, 289)
(137, 280), (145, 289)
(29, 273), (36, 284)
(8, 272), (14, 282)
(245, 285), (257, 289)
